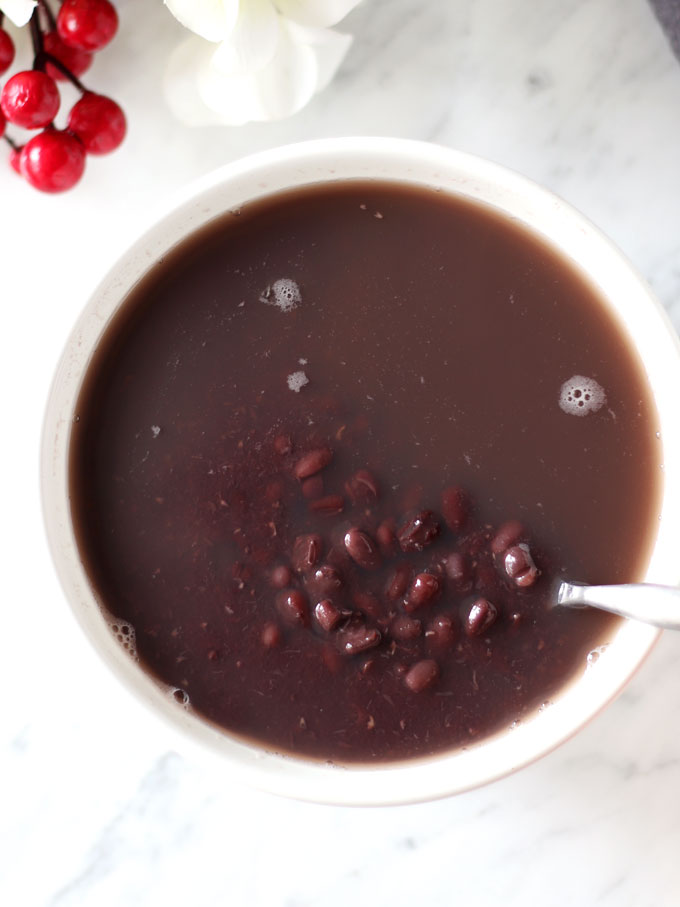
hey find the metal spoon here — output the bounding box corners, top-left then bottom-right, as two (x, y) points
(557, 581), (680, 630)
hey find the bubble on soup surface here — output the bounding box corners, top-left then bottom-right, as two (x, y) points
(172, 688), (190, 707)
(559, 375), (606, 416)
(287, 370), (309, 393)
(586, 644), (608, 668)
(260, 278), (301, 312)
(109, 620), (138, 660)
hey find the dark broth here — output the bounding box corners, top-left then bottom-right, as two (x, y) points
(70, 180), (660, 762)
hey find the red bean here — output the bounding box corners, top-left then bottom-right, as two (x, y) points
(269, 564), (292, 589)
(466, 597), (498, 636)
(310, 494), (345, 515)
(404, 573), (441, 612)
(352, 590), (382, 619)
(426, 615), (456, 648)
(344, 528), (381, 568)
(294, 447), (332, 479)
(301, 475), (324, 499)
(491, 520), (523, 554)
(261, 622), (281, 648)
(443, 552), (469, 587)
(306, 564), (343, 597)
(376, 519), (397, 556)
(314, 599), (342, 632)
(337, 624), (381, 655)
(273, 435), (293, 455)
(441, 486), (468, 532)
(390, 615), (422, 641)
(504, 544), (539, 587)
(321, 644), (343, 674)
(344, 469), (379, 504)
(291, 534), (323, 572)
(276, 589), (310, 627)
(385, 563), (412, 600)
(397, 510), (440, 552)
(404, 659), (439, 692)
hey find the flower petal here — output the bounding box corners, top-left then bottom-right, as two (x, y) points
(164, 35), (228, 126)
(196, 19), (317, 124)
(253, 18), (318, 119)
(287, 21), (352, 93)
(163, 0), (240, 43)
(211, 0), (279, 76)
(0, 0), (37, 27)
(198, 64), (270, 125)
(274, 0), (361, 29)
(163, 11), (351, 126)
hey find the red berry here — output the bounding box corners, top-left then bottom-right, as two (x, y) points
(68, 92), (126, 154)
(44, 31), (93, 81)
(9, 145), (22, 174)
(0, 28), (15, 75)
(57, 0), (119, 52)
(0, 106), (5, 139)
(1, 71), (60, 129)
(20, 130), (86, 193)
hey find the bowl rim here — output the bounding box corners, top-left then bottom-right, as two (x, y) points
(41, 137), (680, 806)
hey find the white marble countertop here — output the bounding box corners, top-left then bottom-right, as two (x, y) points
(3, 0), (680, 904)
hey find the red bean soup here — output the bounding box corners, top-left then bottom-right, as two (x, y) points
(70, 181), (661, 763)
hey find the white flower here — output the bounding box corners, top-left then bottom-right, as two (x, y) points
(163, 0), (362, 126)
(0, 0), (37, 27)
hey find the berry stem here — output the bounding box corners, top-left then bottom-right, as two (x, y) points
(38, 0), (58, 32)
(39, 51), (87, 91)
(30, 9), (45, 62)
(31, 6), (88, 92)
(3, 133), (19, 151)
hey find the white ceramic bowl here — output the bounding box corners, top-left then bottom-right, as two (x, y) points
(41, 138), (680, 806)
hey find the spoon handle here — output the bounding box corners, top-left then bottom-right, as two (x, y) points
(557, 581), (680, 630)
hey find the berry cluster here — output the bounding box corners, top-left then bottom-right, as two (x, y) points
(0, 0), (125, 193)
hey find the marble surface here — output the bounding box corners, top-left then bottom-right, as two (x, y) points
(2, 0), (680, 904)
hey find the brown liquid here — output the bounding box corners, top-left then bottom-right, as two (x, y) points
(70, 181), (660, 762)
